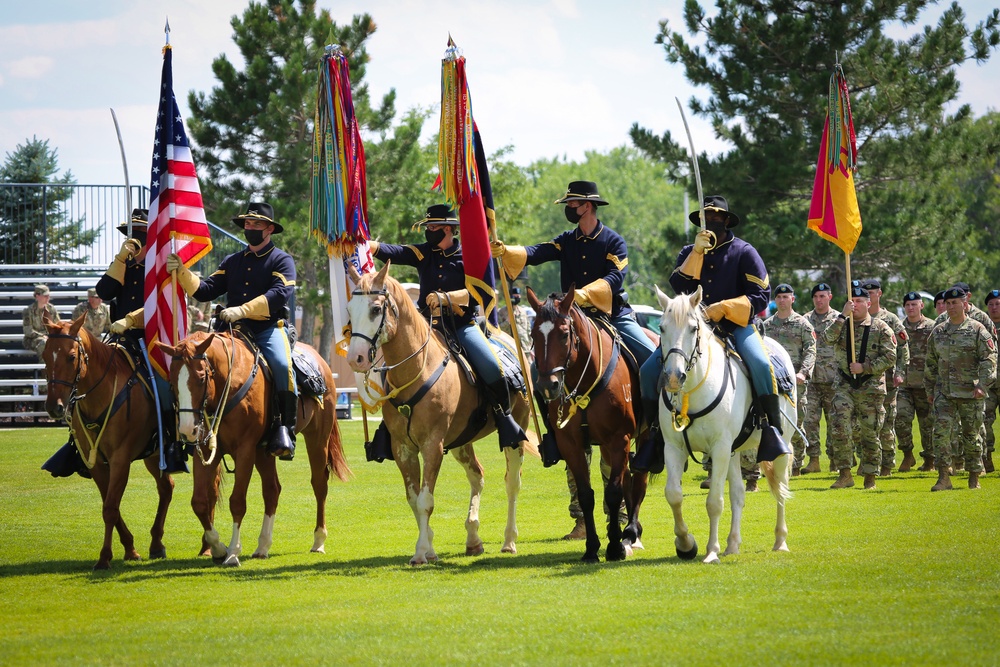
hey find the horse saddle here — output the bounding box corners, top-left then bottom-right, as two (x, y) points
(232, 331), (325, 399)
(440, 328), (528, 398)
(716, 333), (795, 397)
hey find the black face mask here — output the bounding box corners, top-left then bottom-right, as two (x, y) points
(244, 229), (265, 246)
(564, 205), (582, 224)
(132, 232), (147, 247)
(705, 219), (729, 241)
(425, 228), (447, 246)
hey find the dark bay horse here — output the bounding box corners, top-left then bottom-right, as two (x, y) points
(42, 317), (175, 570)
(527, 287), (650, 563)
(346, 262), (535, 565)
(157, 331), (350, 567)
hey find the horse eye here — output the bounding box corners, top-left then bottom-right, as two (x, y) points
(370, 305), (382, 318)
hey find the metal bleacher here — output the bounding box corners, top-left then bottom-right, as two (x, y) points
(0, 264), (104, 426)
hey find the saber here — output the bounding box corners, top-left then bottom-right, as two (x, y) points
(110, 108), (133, 237)
(675, 97), (713, 248)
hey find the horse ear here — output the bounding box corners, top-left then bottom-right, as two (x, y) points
(560, 285), (576, 316)
(154, 341), (177, 357)
(373, 260), (391, 289)
(194, 332), (216, 356)
(654, 285), (670, 310)
(525, 286), (541, 310)
(44, 316), (61, 333)
(689, 285), (703, 309)
(68, 314), (85, 337)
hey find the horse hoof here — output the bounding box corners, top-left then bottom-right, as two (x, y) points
(212, 555), (226, 565)
(773, 542), (789, 552)
(581, 553), (600, 564)
(149, 548), (167, 560)
(123, 550), (142, 562)
(310, 546), (326, 554)
(703, 552), (720, 565)
(676, 539), (698, 561)
(630, 539), (644, 551)
(93, 561), (111, 571)
(466, 543), (485, 557)
(251, 552), (268, 559)
(606, 544), (627, 561)
(501, 544), (517, 554)
(222, 554), (241, 567)
(623, 543), (634, 558)
(199, 548), (213, 558)
(409, 556), (427, 566)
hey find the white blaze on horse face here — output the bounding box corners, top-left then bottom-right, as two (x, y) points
(537, 320), (555, 363)
(346, 295), (375, 372)
(176, 364), (197, 440)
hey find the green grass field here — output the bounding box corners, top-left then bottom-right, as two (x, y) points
(1, 421), (997, 666)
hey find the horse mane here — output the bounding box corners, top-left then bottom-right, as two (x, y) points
(77, 325), (120, 372)
(537, 293), (566, 322)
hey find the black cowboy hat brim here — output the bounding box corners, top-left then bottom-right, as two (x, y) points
(553, 194), (609, 206)
(688, 206), (741, 228)
(232, 215), (284, 234)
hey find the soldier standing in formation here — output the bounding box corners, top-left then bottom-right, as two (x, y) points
(924, 286), (997, 491)
(825, 285), (897, 490)
(22, 284), (59, 359)
(859, 279), (909, 477)
(762, 284), (816, 476)
(71, 288), (110, 338)
(803, 282), (840, 472)
(895, 291), (936, 472)
(983, 289), (1000, 473)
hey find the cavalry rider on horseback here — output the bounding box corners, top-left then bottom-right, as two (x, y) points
(637, 195), (791, 471)
(367, 203), (527, 453)
(167, 202), (299, 461)
(41, 208), (188, 477)
(491, 181), (657, 458)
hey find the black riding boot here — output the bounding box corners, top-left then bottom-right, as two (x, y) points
(41, 437), (91, 479)
(486, 380), (527, 450)
(267, 390), (297, 460)
(757, 394), (793, 463)
(534, 390), (561, 467)
(365, 421), (394, 462)
(162, 413), (189, 474)
(632, 398), (664, 474)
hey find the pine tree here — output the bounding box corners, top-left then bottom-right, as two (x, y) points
(632, 0), (1000, 298)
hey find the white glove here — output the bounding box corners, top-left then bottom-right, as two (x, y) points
(220, 307), (242, 323)
(109, 318), (129, 335)
(116, 238), (141, 262)
(693, 230), (715, 254)
(166, 253), (183, 273)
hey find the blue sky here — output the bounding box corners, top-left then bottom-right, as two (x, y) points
(0, 0), (997, 188)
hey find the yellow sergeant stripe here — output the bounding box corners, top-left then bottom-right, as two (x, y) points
(746, 273), (769, 289)
(272, 272), (296, 287)
(406, 244), (425, 262)
(211, 269), (225, 277)
(606, 254), (628, 271)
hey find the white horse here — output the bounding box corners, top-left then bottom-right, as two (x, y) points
(654, 285), (793, 564)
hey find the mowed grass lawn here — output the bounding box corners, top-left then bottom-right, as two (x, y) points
(1, 419), (997, 666)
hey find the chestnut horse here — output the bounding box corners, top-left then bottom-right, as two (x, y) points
(346, 262), (535, 565)
(41, 317), (175, 570)
(157, 331), (350, 567)
(526, 287), (650, 563)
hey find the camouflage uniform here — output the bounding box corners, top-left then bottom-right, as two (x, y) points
(985, 316), (1000, 461)
(71, 302), (110, 338)
(187, 301), (212, 334)
(763, 311), (816, 468)
(22, 302), (60, 358)
(498, 304), (532, 359)
(566, 447), (625, 524)
(804, 308), (840, 461)
(826, 312), (896, 474)
(895, 315), (935, 461)
(924, 317), (996, 472)
(864, 307), (908, 469)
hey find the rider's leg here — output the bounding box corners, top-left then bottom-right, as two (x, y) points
(732, 325), (791, 462)
(633, 350), (665, 473)
(257, 324), (297, 460)
(154, 372), (188, 474)
(455, 323), (526, 449)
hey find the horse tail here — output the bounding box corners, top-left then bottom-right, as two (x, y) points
(326, 415), (352, 482)
(761, 459), (792, 501)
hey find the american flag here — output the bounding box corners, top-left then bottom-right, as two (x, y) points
(143, 44), (212, 378)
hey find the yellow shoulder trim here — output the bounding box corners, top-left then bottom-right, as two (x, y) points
(272, 272), (296, 287)
(746, 273), (769, 289)
(211, 269), (225, 277)
(606, 254), (628, 271)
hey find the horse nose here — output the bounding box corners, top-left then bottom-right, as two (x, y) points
(45, 397), (64, 420)
(540, 375), (560, 400)
(661, 370), (685, 394)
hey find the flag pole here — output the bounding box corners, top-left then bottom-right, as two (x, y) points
(845, 250), (857, 371)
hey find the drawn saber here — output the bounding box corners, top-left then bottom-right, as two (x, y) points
(109, 108), (133, 237)
(675, 97), (714, 249)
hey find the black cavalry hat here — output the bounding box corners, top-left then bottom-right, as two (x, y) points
(413, 204), (460, 228)
(116, 208), (149, 236)
(232, 202), (281, 233)
(553, 181), (609, 206)
(689, 195), (741, 228)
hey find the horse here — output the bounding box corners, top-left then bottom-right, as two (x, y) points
(156, 331), (350, 567)
(653, 285), (793, 564)
(526, 287), (650, 563)
(41, 317), (176, 570)
(346, 262), (535, 566)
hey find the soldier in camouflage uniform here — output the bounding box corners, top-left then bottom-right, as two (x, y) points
(804, 282), (840, 472)
(825, 286), (896, 490)
(762, 284), (816, 475)
(983, 289), (1000, 473)
(859, 279), (909, 476)
(70, 288), (110, 338)
(497, 287), (533, 362)
(895, 291), (936, 472)
(22, 284), (60, 358)
(924, 286), (997, 491)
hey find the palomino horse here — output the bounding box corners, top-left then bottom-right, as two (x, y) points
(654, 285), (793, 564)
(526, 287), (650, 563)
(41, 317), (175, 570)
(346, 262), (534, 566)
(157, 331), (350, 567)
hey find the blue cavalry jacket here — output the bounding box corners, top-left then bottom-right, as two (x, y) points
(374, 241), (475, 325)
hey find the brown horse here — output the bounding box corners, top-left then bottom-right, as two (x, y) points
(346, 262), (535, 565)
(41, 317), (176, 570)
(157, 331), (350, 567)
(526, 287), (649, 563)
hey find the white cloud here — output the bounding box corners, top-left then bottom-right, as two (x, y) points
(6, 56), (55, 79)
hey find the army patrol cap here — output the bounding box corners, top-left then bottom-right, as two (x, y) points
(902, 291), (922, 304)
(851, 286), (869, 298)
(773, 284), (794, 295)
(811, 282), (832, 296)
(861, 278), (881, 290)
(943, 286), (966, 300)
(985, 289), (1000, 306)
(34, 284), (50, 296)
(86, 288), (99, 298)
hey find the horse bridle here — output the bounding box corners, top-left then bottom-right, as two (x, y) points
(538, 304), (595, 401)
(662, 315), (704, 380)
(173, 332), (238, 454)
(350, 287), (399, 365)
(46, 332), (88, 392)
